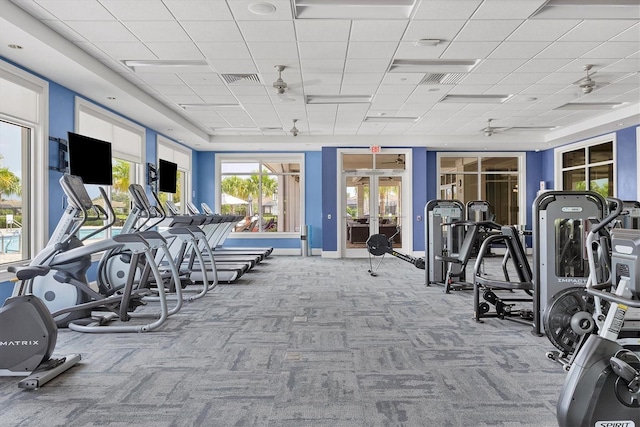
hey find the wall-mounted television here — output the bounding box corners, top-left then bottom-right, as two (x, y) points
(158, 159), (177, 194)
(68, 132), (113, 185)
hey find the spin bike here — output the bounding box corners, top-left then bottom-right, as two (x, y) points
(555, 198), (640, 426)
(366, 227), (425, 276)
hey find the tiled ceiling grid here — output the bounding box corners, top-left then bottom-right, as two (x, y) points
(9, 0), (640, 140)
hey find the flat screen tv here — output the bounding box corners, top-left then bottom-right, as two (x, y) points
(158, 159), (177, 194)
(67, 132), (113, 185)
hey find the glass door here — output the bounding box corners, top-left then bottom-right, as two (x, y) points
(343, 173), (404, 257)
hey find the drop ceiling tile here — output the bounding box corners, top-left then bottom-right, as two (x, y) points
(489, 41), (552, 59)
(199, 42), (252, 60)
(600, 59), (640, 73)
(190, 85), (233, 96)
(65, 21), (138, 42)
(413, 0), (482, 20)
(294, 20), (351, 42)
(254, 61), (301, 76)
(376, 85), (416, 95)
(560, 20), (638, 42)
(341, 84), (379, 95)
(154, 85), (197, 96)
(582, 42), (640, 60)
(350, 20), (408, 42)
(342, 73), (385, 85)
(344, 59), (391, 73)
(228, 0), (293, 20)
(535, 41), (603, 59)
(298, 42), (348, 59)
(299, 59), (345, 73)
(124, 21), (192, 43)
(134, 72), (185, 85)
(499, 72), (548, 85)
(201, 95), (243, 104)
(182, 21), (244, 42)
(208, 59), (258, 74)
(301, 73), (343, 85)
(177, 72), (224, 86)
(461, 73), (509, 85)
(472, 58), (528, 73)
(35, 0), (113, 20)
(520, 84), (567, 95)
(381, 73), (425, 85)
(347, 42), (399, 59)
(506, 19), (580, 42)
(455, 20), (522, 42)
(227, 86), (269, 96)
(403, 20), (467, 42)
(471, 0), (548, 19)
(246, 42), (299, 60)
(611, 23), (640, 42)
(394, 42), (449, 59)
(515, 58), (574, 73)
(371, 94), (409, 109)
(236, 96), (274, 104)
(147, 42), (205, 60)
(94, 42), (157, 60)
(100, 1), (174, 21)
(237, 21), (296, 42)
(164, 1), (233, 20)
(448, 84), (494, 94)
(441, 41), (501, 59)
(164, 94), (203, 104)
(483, 83), (531, 94)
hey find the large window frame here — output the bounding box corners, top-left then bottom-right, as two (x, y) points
(0, 60), (48, 275)
(437, 152), (526, 226)
(215, 153), (304, 237)
(75, 97), (145, 239)
(554, 133), (616, 198)
(157, 136), (192, 214)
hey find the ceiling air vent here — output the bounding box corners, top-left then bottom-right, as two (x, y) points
(419, 73), (467, 85)
(221, 74), (261, 84)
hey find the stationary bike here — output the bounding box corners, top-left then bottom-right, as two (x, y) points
(366, 227), (425, 276)
(556, 198), (640, 426)
(0, 265), (81, 389)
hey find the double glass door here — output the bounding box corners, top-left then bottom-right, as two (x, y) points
(343, 173), (404, 256)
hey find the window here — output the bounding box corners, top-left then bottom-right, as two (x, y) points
(438, 154), (524, 226)
(157, 136), (191, 214)
(0, 60), (48, 269)
(557, 136), (615, 198)
(75, 98), (145, 240)
(217, 155), (303, 234)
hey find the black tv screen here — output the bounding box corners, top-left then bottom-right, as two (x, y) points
(158, 159), (177, 193)
(68, 132), (113, 185)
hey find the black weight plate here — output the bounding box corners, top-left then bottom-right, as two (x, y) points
(543, 287), (594, 354)
(366, 234), (390, 256)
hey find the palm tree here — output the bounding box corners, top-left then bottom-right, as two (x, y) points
(0, 167), (20, 200)
(112, 160), (130, 194)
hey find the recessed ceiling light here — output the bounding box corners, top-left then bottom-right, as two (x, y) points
(364, 116), (418, 123)
(295, 0), (416, 19)
(554, 102), (627, 110)
(306, 95), (372, 104)
(389, 59), (480, 73)
(8, 44), (23, 50)
(415, 39), (443, 47)
(440, 94), (513, 103)
(179, 103), (243, 110)
(248, 2), (276, 15)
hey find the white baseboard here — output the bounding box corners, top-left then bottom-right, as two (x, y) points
(321, 251), (340, 259)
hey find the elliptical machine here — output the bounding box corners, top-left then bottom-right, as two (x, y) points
(556, 198), (640, 426)
(0, 265), (81, 389)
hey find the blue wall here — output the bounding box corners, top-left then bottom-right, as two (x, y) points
(305, 151), (323, 249)
(412, 147), (428, 252)
(617, 127), (638, 200)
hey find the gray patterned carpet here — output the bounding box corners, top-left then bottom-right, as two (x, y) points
(1, 255), (564, 427)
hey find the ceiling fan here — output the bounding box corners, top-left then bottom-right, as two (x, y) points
(481, 119), (508, 137)
(273, 65), (288, 94)
(381, 155), (406, 165)
(577, 64), (596, 94)
(289, 119), (299, 137)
